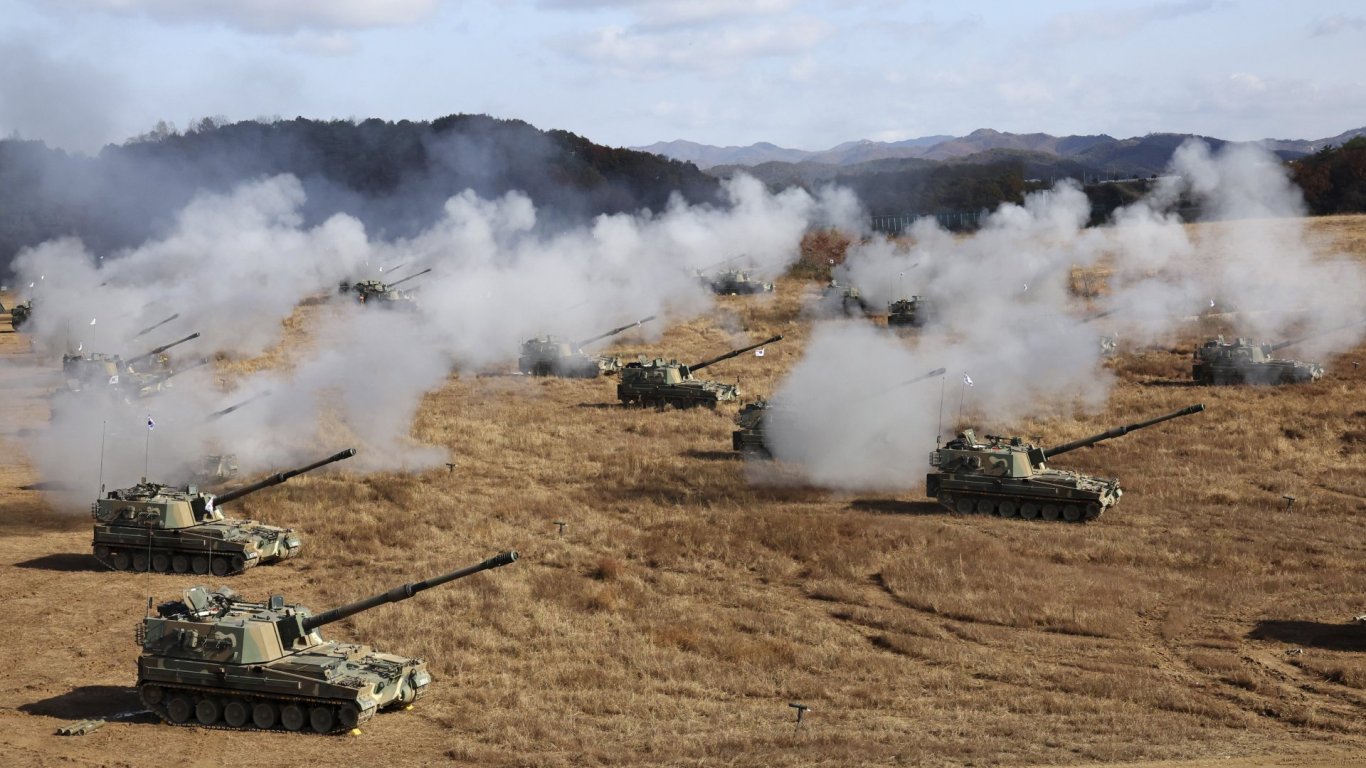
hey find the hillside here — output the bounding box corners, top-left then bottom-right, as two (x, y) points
(0, 115), (721, 274)
(1, 216), (1365, 766)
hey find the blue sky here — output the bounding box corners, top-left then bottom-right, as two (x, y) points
(2, 0), (1363, 153)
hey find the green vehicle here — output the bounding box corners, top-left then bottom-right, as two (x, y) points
(701, 268), (774, 295)
(9, 299), (32, 331)
(137, 551), (518, 733)
(926, 404), (1205, 522)
(62, 332), (202, 398)
(618, 334), (783, 408)
(733, 367), (946, 458)
(519, 315), (655, 377)
(91, 449), (356, 575)
(887, 296), (931, 327)
(1192, 335), (1324, 385)
(340, 268), (431, 308)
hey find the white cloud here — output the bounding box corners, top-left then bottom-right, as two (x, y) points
(45, 0), (440, 34)
(558, 15), (833, 76)
(1310, 14), (1366, 37)
(1043, 0), (1220, 45)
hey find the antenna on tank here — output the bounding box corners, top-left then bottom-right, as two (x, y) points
(98, 420), (107, 496)
(936, 375), (946, 447)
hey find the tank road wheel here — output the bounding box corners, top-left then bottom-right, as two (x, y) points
(190, 555), (210, 575)
(166, 695), (193, 724)
(337, 704), (361, 730)
(998, 500), (1018, 519)
(151, 552), (170, 572)
(223, 699), (250, 728)
(132, 552), (149, 572)
(281, 704), (306, 732)
(975, 498), (996, 516)
(309, 705), (336, 734)
(251, 702), (278, 729)
(210, 556), (230, 577)
(1086, 502), (1103, 521)
(1020, 502), (1040, 520)
(140, 685), (164, 706)
(171, 554), (189, 573)
(230, 554), (248, 573)
(1041, 503), (1061, 521)
(195, 697), (222, 725)
(955, 497), (974, 514)
(1062, 504), (1083, 523)
(93, 545), (111, 564)
(111, 551), (131, 571)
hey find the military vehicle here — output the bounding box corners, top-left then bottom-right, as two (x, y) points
(341, 268), (431, 307)
(137, 551), (518, 733)
(10, 299), (31, 331)
(189, 454), (240, 486)
(519, 315), (655, 377)
(925, 404), (1204, 522)
(733, 367), (947, 457)
(91, 448), (356, 575)
(1189, 319), (1366, 384)
(887, 296), (931, 327)
(820, 280), (871, 317)
(62, 333), (203, 398)
(702, 268), (774, 295)
(618, 335), (783, 408)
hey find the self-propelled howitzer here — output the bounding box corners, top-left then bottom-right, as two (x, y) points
(137, 552), (519, 734)
(92, 448), (357, 575)
(926, 404), (1205, 522)
(1192, 318), (1366, 385)
(618, 334), (783, 408)
(519, 315), (656, 377)
(125, 332), (201, 371)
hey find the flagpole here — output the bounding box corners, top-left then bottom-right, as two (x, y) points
(143, 413), (151, 480)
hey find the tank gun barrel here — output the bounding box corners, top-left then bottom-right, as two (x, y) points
(206, 390), (271, 421)
(688, 335), (783, 372)
(578, 315), (656, 347)
(126, 332), (200, 368)
(387, 268), (432, 289)
(1265, 317), (1366, 353)
(213, 448), (356, 506)
(132, 314), (180, 339)
(1042, 404), (1204, 459)
(303, 551), (518, 632)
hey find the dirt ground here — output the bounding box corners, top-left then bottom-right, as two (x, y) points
(1, 216), (1364, 767)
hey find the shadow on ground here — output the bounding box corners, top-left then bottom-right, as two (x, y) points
(849, 499), (945, 517)
(20, 686), (155, 723)
(681, 449), (739, 462)
(15, 553), (106, 572)
(1248, 619), (1366, 652)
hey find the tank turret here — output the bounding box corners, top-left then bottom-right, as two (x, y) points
(926, 404), (1205, 522)
(619, 334), (783, 408)
(9, 299), (32, 330)
(136, 552), (518, 733)
(91, 448), (357, 575)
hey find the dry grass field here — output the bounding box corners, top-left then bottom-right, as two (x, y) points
(1, 215), (1365, 767)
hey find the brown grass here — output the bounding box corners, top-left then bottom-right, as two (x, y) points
(2, 216), (1366, 767)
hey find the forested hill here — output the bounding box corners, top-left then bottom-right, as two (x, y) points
(0, 115), (720, 272)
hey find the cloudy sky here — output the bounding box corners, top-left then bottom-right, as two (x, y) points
(2, 0), (1363, 154)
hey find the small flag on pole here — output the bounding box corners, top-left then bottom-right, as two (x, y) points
(1022, 282), (1029, 292)
(108, 375), (119, 385)
(962, 373), (974, 387)
(755, 348), (766, 357)
(146, 416), (155, 431)
(1209, 298), (1216, 308)
(90, 318), (97, 325)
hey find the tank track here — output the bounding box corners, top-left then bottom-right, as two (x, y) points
(935, 491), (1105, 523)
(138, 681), (376, 734)
(93, 545), (255, 576)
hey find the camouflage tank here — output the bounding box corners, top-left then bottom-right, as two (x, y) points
(1191, 333), (1332, 385)
(136, 551), (518, 734)
(63, 332), (202, 397)
(9, 299), (31, 331)
(926, 404), (1205, 522)
(887, 296), (931, 327)
(189, 454), (240, 486)
(618, 335), (783, 408)
(703, 268), (775, 295)
(343, 268), (431, 308)
(91, 449), (356, 575)
(820, 280), (871, 317)
(732, 367), (946, 457)
(519, 315), (655, 378)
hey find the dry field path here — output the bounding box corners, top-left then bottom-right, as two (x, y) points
(1, 216), (1365, 767)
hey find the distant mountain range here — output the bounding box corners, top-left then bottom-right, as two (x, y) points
(636, 127), (1366, 180)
